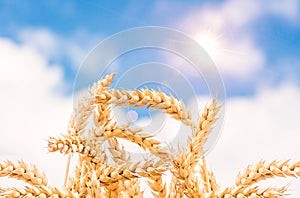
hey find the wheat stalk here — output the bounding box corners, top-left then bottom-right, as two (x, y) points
(1, 72), (300, 197)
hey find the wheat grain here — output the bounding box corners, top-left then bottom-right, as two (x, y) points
(48, 135), (98, 158)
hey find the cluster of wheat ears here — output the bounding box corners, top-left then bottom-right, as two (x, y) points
(1, 73), (300, 198)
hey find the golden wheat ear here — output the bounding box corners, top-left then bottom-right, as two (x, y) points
(94, 88), (193, 126)
(147, 173), (167, 198)
(74, 72), (116, 136)
(218, 186), (287, 198)
(123, 178), (144, 197)
(169, 98), (220, 197)
(102, 123), (161, 152)
(0, 160), (48, 187)
(186, 97), (220, 167)
(0, 186), (74, 197)
(107, 137), (130, 165)
(235, 160), (300, 187)
(200, 157), (220, 195)
(216, 160), (300, 198)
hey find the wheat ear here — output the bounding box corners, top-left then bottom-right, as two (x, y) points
(72, 158), (166, 187)
(122, 179), (144, 198)
(102, 122), (163, 154)
(147, 174), (167, 198)
(186, 98), (219, 168)
(218, 186), (287, 198)
(48, 135), (97, 157)
(235, 160), (300, 187)
(74, 73), (115, 135)
(168, 174), (183, 198)
(0, 186), (74, 198)
(103, 179), (143, 198)
(67, 157), (106, 197)
(171, 98), (219, 197)
(0, 160), (48, 187)
(107, 138), (130, 165)
(94, 89), (193, 126)
(104, 181), (122, 198)
(200, 157), (220, 195)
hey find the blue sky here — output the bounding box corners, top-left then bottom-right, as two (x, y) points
(1, 0), (300, 196)
(1, 0), (299, 97)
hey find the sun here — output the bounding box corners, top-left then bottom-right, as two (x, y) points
(195, 29), (224, 61)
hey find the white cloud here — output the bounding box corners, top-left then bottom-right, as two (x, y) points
(210, 36), (264, 79)
(18, 28), (60, 59)
(267, 0), (299, 22)
(18, 28), (102, 69)
(0, 37), (72, 187)
(206, 83), (300, 196)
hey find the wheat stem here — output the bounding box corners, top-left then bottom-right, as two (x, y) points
(63, 154), (72, 189)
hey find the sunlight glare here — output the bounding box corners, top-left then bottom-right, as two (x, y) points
(195, 30), (224, 61)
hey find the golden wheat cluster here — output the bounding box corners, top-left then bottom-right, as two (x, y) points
(1, 73), (300, 198)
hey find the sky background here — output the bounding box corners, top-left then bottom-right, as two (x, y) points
(0, 0), (300, 197)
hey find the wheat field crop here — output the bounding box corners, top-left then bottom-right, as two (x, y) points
(0, 73), (299, 198)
